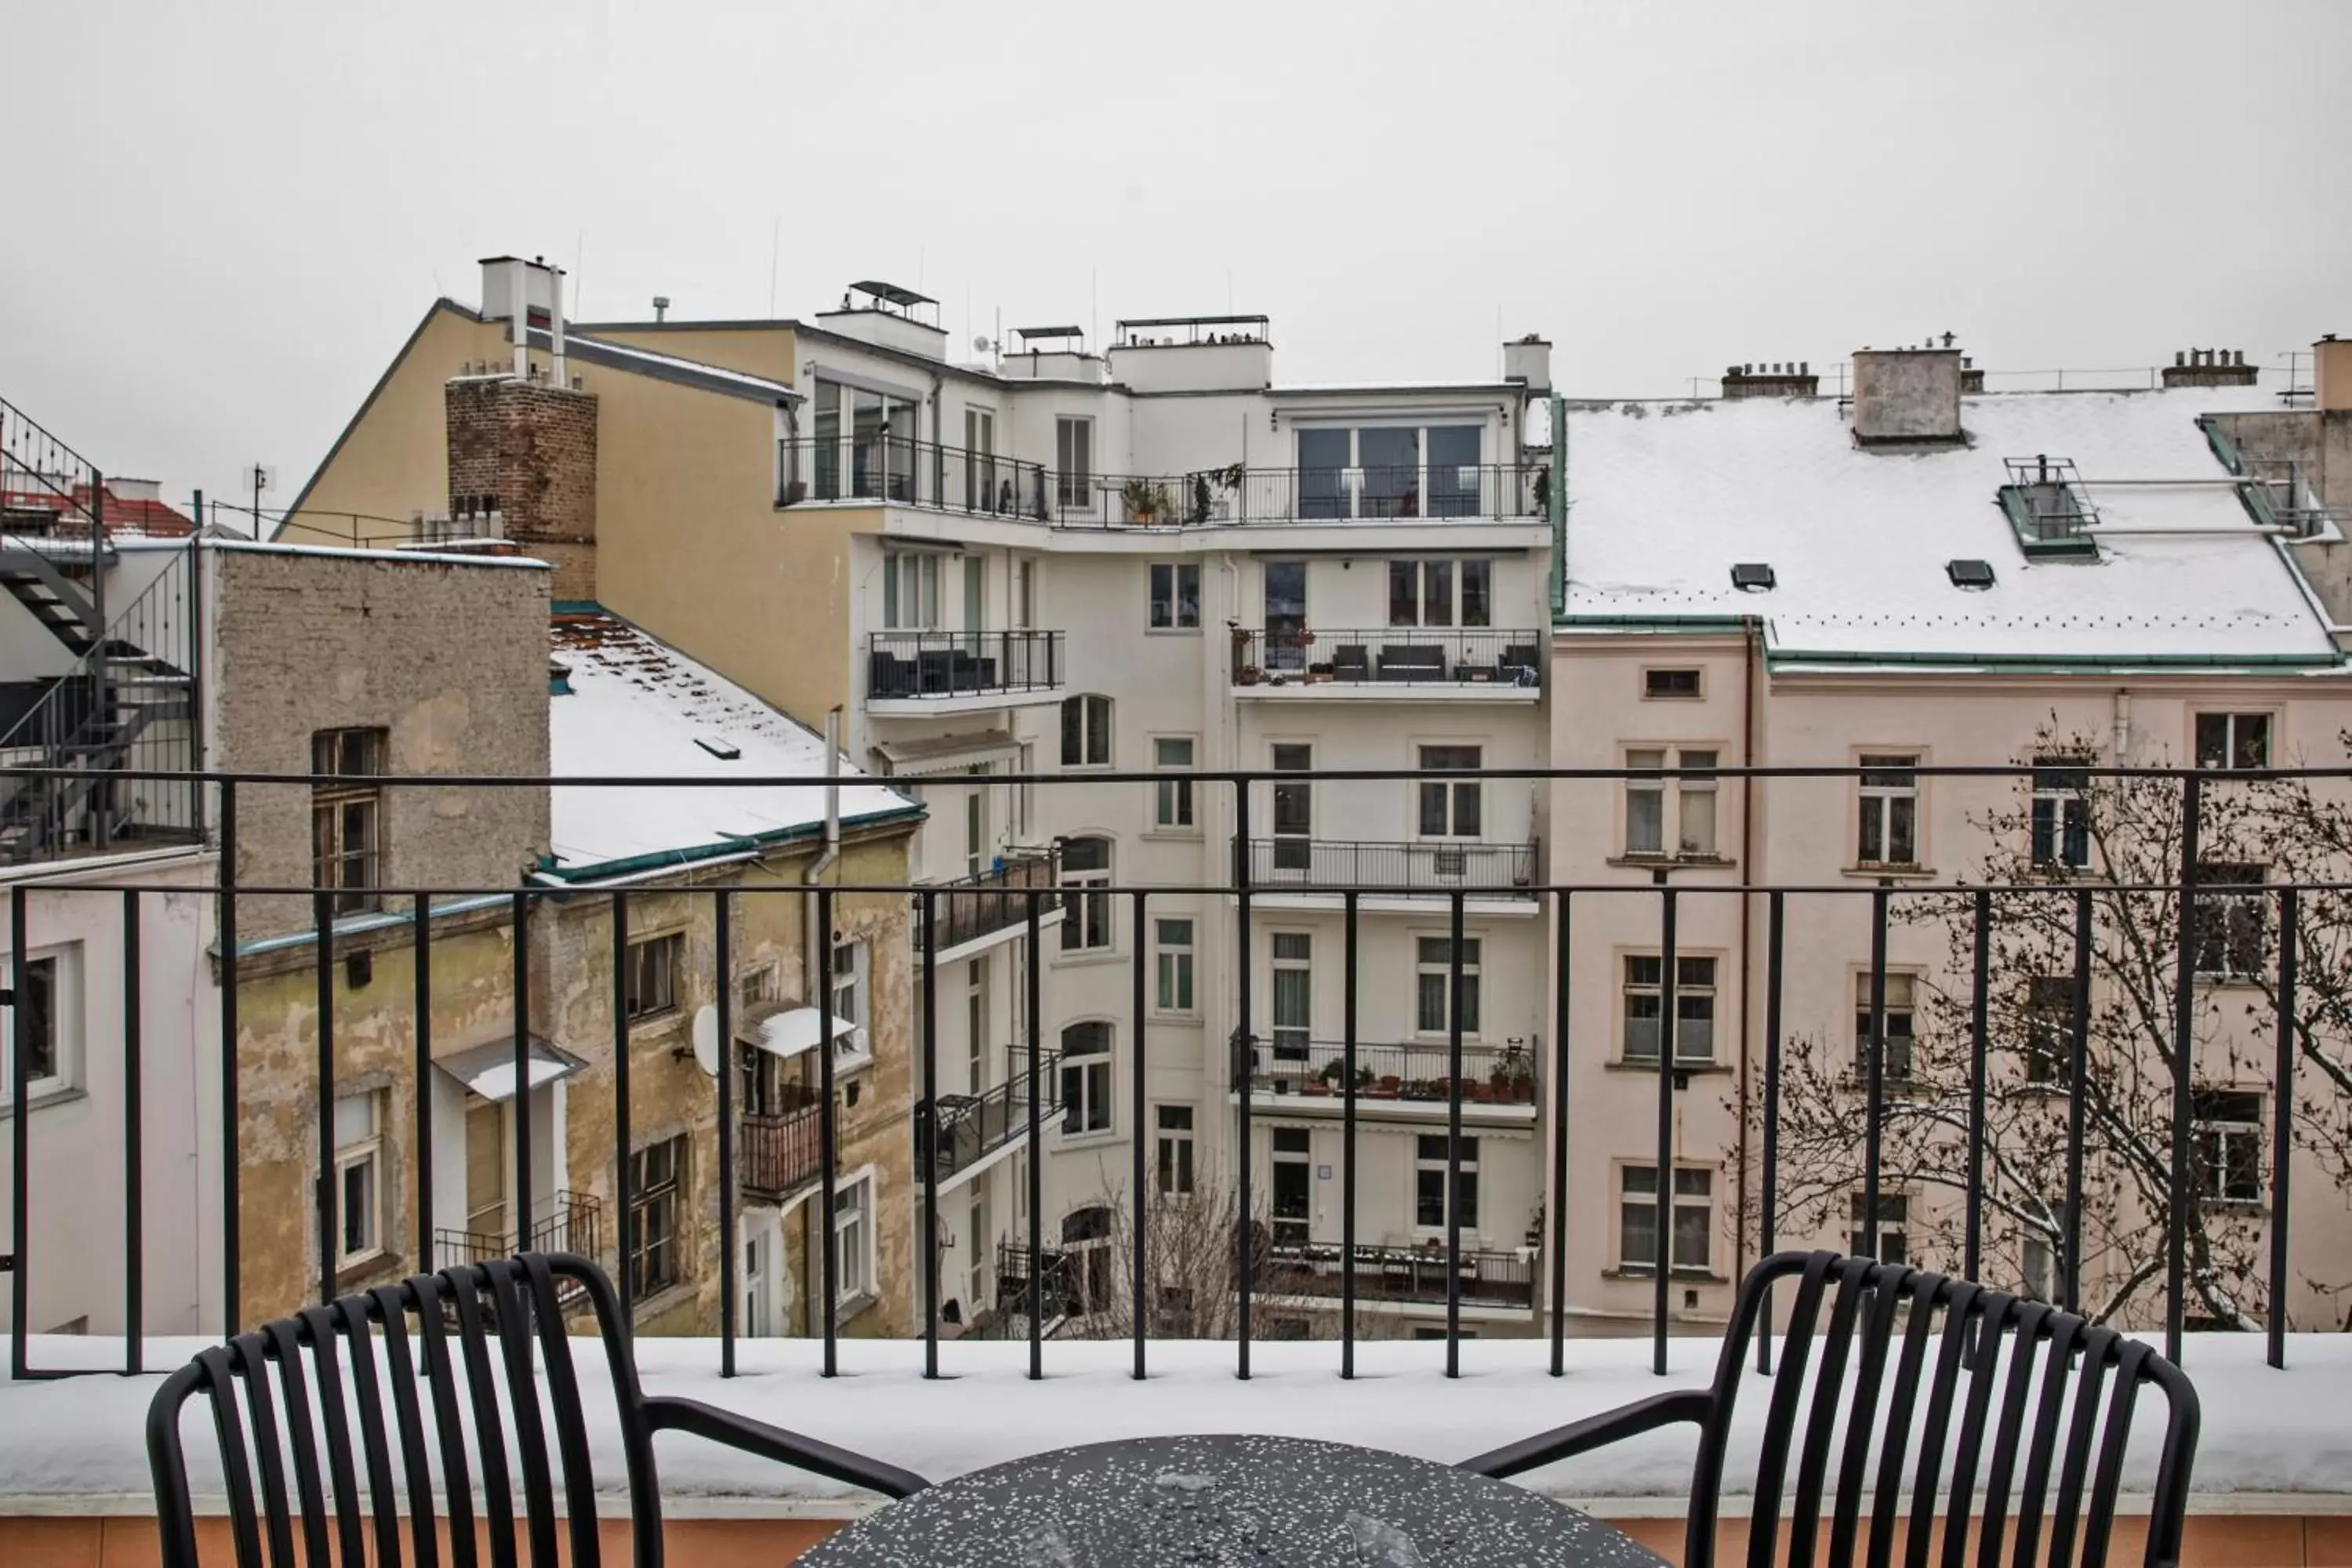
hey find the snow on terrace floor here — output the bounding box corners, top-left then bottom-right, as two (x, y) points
(6, 1334), (2347, 1515)
(1559, 390), (2339, 662)
(545, 612), (912, 877)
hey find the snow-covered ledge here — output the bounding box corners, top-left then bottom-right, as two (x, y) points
(5, 1336), (2349, 1519)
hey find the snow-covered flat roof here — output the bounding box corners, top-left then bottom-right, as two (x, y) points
(546, 611), (915, 880)
(6, 1334), (2346, 1515)
(1559, 390), (2343, 664)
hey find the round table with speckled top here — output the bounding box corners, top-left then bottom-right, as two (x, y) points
(794, 1433), (1669, 1567)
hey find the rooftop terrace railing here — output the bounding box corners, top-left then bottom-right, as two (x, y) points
(5, 760), (2350, 1393)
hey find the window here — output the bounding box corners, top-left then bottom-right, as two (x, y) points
(830, 939), (870, 1059)
(1417, 746), (1482, 839)
(1262, 560), (1308, 670)
(1155, 1105), (1195, 1196)
(2193, 862), (2267, 978)
(1061, 837), (1112, 953)
(1853, 971), (1918, 1081)
(312, 728), (387, 916)
(1149, 563), (1200, 630)
(736, 1041), (784, 1117)
(967, 1186), (993, 1309)
(966, 960), (987, 1092)
(1620, 1166), (1711, 1273)
(2, 953), (60, 1098)
(2023, 975), (2074, 1085)
(1153, 737), (1196, 829)
(1055, 417), (1093, 509)
(1623, 955), (1717, 1064)
(1857, 753), (1920, 867)
(1849, 1193), (1910, 1265)
(629, 1135), (686, 1298)
(1061, 694), (1112, 768)
(1272, 933), (1313, 1064)
(1414, 936), (1481, 1037)
(1059, 1021), (1112, 1135)
(2195, 712), (2270, 771)
(2193, 1090), (2263, 1203)
(881, 551), (942, 630)
(625, 933), (684, 1022)
(2031, 757), (2091, 869)
(737, 962), (782, 1013)
(1624, 747), (1717, 858)
(333, 1091), (387, 1266)
(1271, 743), (1312, 873)
(1298, 424), (1483, 519)
(1416, 1134), (1479, 1229)
(833, 1174), (874, 1304)
(1385, 557), (1495, 627)
(1273, 1127), (1312, 1246)
(1643, 668), (1702, 700)
(1154, 919), (1195, 1014)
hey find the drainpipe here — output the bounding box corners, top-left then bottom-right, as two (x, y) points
(1733, 614), (1762, 1287)
(804, 706), (844, 1000)
(1548, 394), (1567, 618)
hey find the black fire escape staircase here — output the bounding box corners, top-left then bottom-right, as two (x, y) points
(0, 394), (198, 863)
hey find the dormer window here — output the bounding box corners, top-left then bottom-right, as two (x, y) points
(1998, 456), (2099, 558)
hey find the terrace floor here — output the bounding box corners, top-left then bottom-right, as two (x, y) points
(5, 1334), (2350, 1564)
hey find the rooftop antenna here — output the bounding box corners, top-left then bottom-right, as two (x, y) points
(652, 296), (670, 323)
(573, 229), (586, 321)
(1091, 269), (1098, 354)
(767, 215), (781, 318)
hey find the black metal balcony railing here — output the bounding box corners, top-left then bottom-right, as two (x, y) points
(433, 1190), (604, 1272)
(916, 848), (1062, 952)
(1233, 627), (1542, 687)
(774, 435), (1548, 528)
(739, 1101), (824, 1199)
(1243, 837), (1537, 892)
(1266, 1243), (1536, 1309)
(867, 630), (1063, 699)
(7, 760), (2347, 1396)
(1244, 1038), (1539, 1108)
(918, 1050), (1061, 1181)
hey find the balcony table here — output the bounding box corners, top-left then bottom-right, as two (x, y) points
(793, 1432), (1665, 1566)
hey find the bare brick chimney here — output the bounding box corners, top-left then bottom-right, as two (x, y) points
(1722, 361), (1819, 399)
(2162, 348), (2258, 389)
(446, 375), (598, 599)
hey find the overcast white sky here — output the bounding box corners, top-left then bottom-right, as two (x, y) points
(3, 0), (2346, 510)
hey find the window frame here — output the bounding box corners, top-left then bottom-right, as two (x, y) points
(1617, 1163), (1712, 1275)
(2022, 975), (2075, 1087)
(2192, 862), (2268, 980)
(1059, 835), (1114, 954)
(1152, 916), (1196, 1015)
(1147, 561), (1201, 631)
(2031, 755), (2092, 870)
(1849, 1192), (1911, 1266)
(624, 931), (685, 1024)
(1058, 1020), (1114, 1137)
(1152, 735), (1197, 832)
(628, 1134), (688, 1300)
(332, 1088), (388, 1269)
(312, 727), (388, 916)
(1155, 1104), (1196, 1196)
(1621, 953), (1719, 1065)
(1856, 752), (1922, 869)
(1416, 744), (1483, 841)
(2194, 711), (2271, 771)
(1412, 935), (1482, 1040)
(1622, 745), (1719, 858)
(1055, 416), (1094, 510)
(1271, 931), (1314, 1064)
(1414, 1134), (1479, 1232)
(1060, 694), (1112, 769)
(833, 1171), (876, 1305)
(1642, 666), (1704, 701)
(1852, 969), (1920, 1082)
(830, 938), (872, 1067)
(0, 949), (71, 1104)
(2192, 1088), (2264, 1203)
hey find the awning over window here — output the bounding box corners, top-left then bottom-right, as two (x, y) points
(738, 1003), (858, 1062)
(434, 1036), (585, 1102)
(873, 728), (1020, 778)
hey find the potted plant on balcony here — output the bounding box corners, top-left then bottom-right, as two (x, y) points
(1122, 477), (1174, 525)
(1490, 1042), (1536, 1103)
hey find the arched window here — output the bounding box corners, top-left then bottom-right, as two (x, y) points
(1061, 836), (1112, 953)
(1061, 694), (1112, 767)
(1060, 1021), (1112, 1134)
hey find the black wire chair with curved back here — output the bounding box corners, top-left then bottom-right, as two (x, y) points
(1463, 1250), (2201, 1568)
(147, 1252), (927, 1568)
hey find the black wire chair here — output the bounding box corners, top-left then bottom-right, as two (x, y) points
(1463, 1250), (2200, 1568)
(147, 1251), (927, 1568)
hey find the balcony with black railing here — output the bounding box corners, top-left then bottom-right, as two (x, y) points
(866, 630), (1065, 710)
(1232, 626), (1542, 692)
(739, 1099), (824, 1200)
(1240, 1037), (1539, 1117)
(1265, 1241), (1536, 1310)
(916, 1050), (1060, 1185)
(914, 848), (1062, 954)
(774, 434), (1548, 530)
(433, 1190), (604, 1275)
(1243, 837), (1537, 896)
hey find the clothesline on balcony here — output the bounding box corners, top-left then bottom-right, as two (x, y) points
(5, 1332), (2348, 1515)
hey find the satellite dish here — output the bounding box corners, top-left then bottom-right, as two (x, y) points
(973, 334), (993, 352)
(691, 1005), (720, 1077)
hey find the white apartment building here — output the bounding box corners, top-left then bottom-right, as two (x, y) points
(1543, 345), (2352, 1337)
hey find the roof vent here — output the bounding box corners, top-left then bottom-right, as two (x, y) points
(1730, 562), (1777, 593)
(694, 736), (742, 760)
(1946, 558), (1996, 590)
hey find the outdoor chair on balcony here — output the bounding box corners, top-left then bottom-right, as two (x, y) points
(1463, 1250), (2199, 1568)
(1376, 643), (1446, 681)
(147, 1252), (927, 1568)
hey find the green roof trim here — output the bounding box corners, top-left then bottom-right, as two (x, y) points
(531, 802), (926, 885)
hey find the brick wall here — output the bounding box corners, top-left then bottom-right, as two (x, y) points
(446, 376), (599, 597)
(208, 545), (553, 938)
